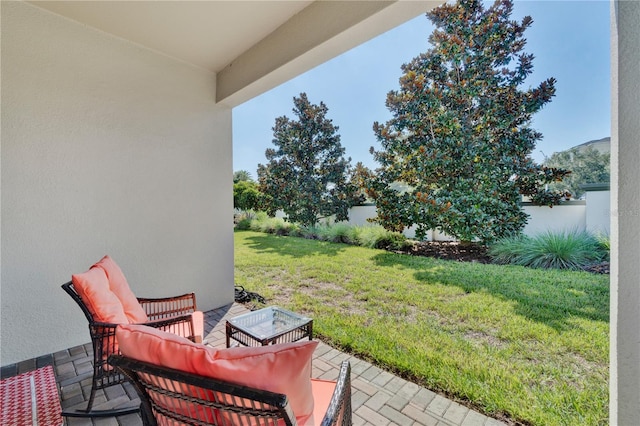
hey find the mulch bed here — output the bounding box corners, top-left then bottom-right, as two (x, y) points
(582, 262), (610, 274)
(394, 241), (493, 264)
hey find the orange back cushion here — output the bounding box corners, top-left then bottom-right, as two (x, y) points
(116, 324), (317, 419)
(72, 267), (128, 323)
(93, 256), (148, 323)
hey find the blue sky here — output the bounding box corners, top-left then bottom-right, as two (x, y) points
(232, 1), (610, 178)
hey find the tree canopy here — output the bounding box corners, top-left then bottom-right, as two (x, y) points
(257, 93), (362, 227)
(544, 146), (610, 199)
(366, 0), (568, 243)
(233, 180), (262, 211)
(233, 170), (253, 184)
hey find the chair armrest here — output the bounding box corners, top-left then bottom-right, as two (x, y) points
(137, 293), (197, 320)
(91, 314), (198, 344)
(321, 361), (352, 426)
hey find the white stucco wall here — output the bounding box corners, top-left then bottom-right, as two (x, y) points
(343, 203), (597, 240)
(1, 2), (234, 365)
(521, 202), (587, 236)
(585, 189), (611, 235)
(610, 1), (640, 423)
(347, 205), (377, 227)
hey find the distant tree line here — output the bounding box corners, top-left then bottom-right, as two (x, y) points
(543, 146), (610, 199)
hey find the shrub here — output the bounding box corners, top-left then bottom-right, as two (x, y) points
(250, 211), (269, 222)
(299, 223), (349, 242)
(238, 218), (410, 252)
(234, 210), (256, 230)
(322, 223), (353, 243)
(248, 212), (269, 232)
(300, 225), (321, 240)
(595, 232), (610, 260)
(351, 225), (409, 250)
(286, 222), (303, 237)
(251, 213), (284, 234)
(313, 224), (332, 241)
(258, 218), (280, 233)
(486, 235), (530, 265)
(375, 232), (411, 251)
(489, 230), (607, 270)
(349, 225), (381, 248)
(248, 213), (292, 235)
(274, 220), (301, 236)
(235, 217), (252, 230)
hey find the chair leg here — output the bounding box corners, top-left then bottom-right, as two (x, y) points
(62, 404), (141, 418)
(61, 382), (140, 418)
(61, 404), (140, 418)
(62, 404), (140, 418)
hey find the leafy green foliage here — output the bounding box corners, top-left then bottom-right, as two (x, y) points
(349, 225), (411, 250)
(258, 93), (364, 227)
(312, 223), (410, 250)
(315, 223), (353, 243)
(367, 0), (568, 243)
(544, 146), (610, 198)
(350, 162), (374, 204)
(488, 229), (607, 269)
(248, 212), (301, 236)
(237, 214), (409, 251)
(233, 180), (262, 211)
(595, 232), (610, 258)
(234, 211), (256, 230)
(235, 218), (252, 230)
(233, 170), (253, 184)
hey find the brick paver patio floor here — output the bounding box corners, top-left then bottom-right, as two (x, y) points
(2, 303), (506, 426)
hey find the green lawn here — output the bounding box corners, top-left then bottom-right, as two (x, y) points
(234, 231), (609, 426)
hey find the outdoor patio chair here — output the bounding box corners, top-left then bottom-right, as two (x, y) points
(61, 255), (203, 418)
(108, 323), (352, 426)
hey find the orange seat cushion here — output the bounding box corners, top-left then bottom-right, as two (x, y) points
(166, 310), (203, 343)
(72, 267), (128, 323)
(191, 310), (204, 343)
(305, 379), (338, 426)
(92, 256), (148, 323)
(116, 324), (318, 420)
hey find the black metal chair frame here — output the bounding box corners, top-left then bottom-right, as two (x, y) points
(61, 281), (199, 418)
(109, 354), (352, 426)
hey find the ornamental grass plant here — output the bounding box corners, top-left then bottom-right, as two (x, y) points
(349, 225), (411, 250)
(315, 223), (353, 243)
(239, 212), (410, 251)
(488, 229), (608, 270)
(247, 212), (301, 236)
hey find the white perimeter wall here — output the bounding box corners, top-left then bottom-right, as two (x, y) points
(1, 2), (234, 365)
(522, 202), (587, 236)
(585, 190), (611, 235)
(347, 197), (608, 240)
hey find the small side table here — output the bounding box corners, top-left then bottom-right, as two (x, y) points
(226, 306), (313, 347)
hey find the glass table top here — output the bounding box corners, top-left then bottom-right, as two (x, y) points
(227, 306), (311, 340)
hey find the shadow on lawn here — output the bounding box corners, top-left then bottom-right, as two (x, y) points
(242, 234), (347, 258)
(372, 252), (609, 331)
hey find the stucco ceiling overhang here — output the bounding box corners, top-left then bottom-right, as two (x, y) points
(28, 1), (441, 106)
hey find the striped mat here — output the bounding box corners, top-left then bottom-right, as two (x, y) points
(1, 366), (62, 426)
